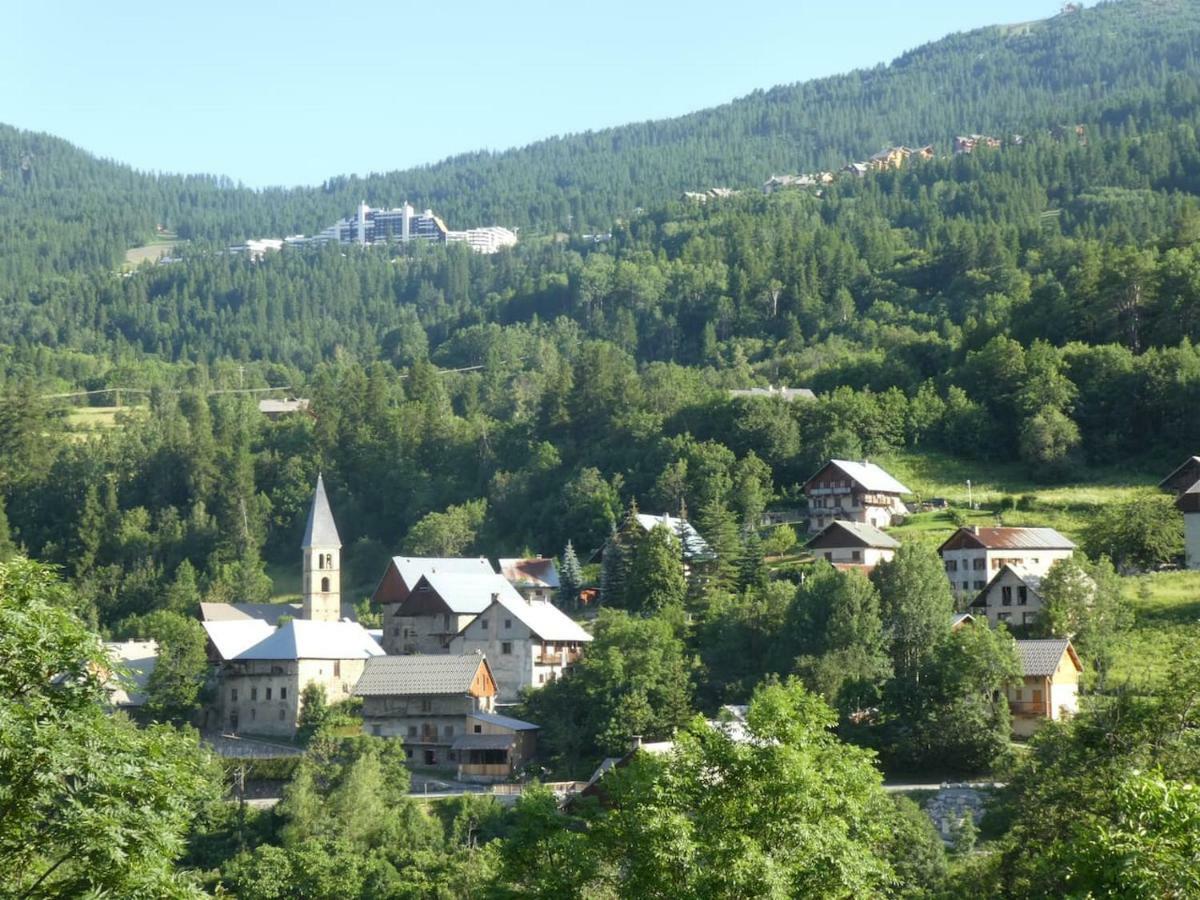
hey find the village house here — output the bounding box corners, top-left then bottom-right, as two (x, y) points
(355, 653), (537, 779)
(448, 591), (593, 703)
(385, 570), (526, 655)
(806, 520), (899, 571)
(633, 513), (715, 562)
(939, 526), (1075, 602)
(728, 385), (816, 402)
(103, 639), (158, 712)
(498, 557), (560, 603)
(954, 134), (1002, 154)
(802, 459), (911, 532)
(372, 555), (495, 653)
(970, 565), (1048, 628)
(1008, 638), (1083, 738)
(1161, 456), (1200, 569)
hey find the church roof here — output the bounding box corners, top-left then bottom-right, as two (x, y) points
(302, 474), (341, 549)
(234, 620), (383, 661)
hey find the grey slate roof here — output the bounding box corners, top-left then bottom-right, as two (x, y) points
(354, 654), (488, 696)
(1015, 639), (1078, 677)
(302, 474), (342, 549)
(808, 520), (900, 550)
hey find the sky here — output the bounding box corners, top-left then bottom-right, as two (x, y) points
(4, 1), (1069, 188)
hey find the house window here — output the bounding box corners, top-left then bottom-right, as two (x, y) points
(393, 627), (400, 636)
(824, 552), (833, 561)
(973, 558), (985, 570)
(420, 699), (432, 713)
(945, 560), (957, 572)
(444, 725), (454, 737)
(474, 724), (482, 734)
(502, 642), (513, 655)
(1001, 586), (1013, 606)
(480, 619), (488, 631)
(504, 618), (512, 630)
(962, 582), (970, 592)
(231, 688), (238, 702)
(1018, 586), (1028, 605)
(250, 708), (256, 721)
(538, 673), (545, 684)
(851, 550), (861, 562)
(251, 688), (257, 701)
(405, 748), (413, 759)
(998, 613), (1012, 623)
(333, 660), (341, 677)
(266, 687), (272, 700)
(280, 687), (287, 700)
(974, 580), (985, 590)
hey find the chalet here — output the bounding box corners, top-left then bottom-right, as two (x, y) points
(1009, 639), (1082, 738)
(806, 520), (899, 570)
(1161, 457), (1200, 570)
(355, 654), (521, 773)
(970, 565), (1047, 628)
(802, 459), (911, 532)
(954, 134), (1002, 154)
(386, 570), (525, 655)
(448, 592), (593, 703)
(371, 555), (494, 653)
(257, 397), (311, 419)
(951, 612), (976, 631)
(103, 640), (158, 711)
(843, 162), (869, 178)
(939, 526), (1075, 602)
(455, 711), (540, 783)
(869, 146), (911, 170)
(497, 557), (560, 603)
(634, 513), (715, 562)
(204, 618), (383, 737)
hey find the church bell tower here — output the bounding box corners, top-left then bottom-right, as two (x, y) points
(302, 474), (342, 622)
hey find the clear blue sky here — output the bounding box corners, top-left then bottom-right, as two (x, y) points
(5, 1), (1069, 188)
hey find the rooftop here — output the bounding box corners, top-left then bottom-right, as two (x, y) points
(808, 519), (900, 550)
(391, 555), (494, 589)
(942, 526), (1076, 552)
(478, 592), (593, 643)
(634, 513), (715, 561)
(234, 620), (383, 661)
(355, 654), (490, 696)
(104, 640), (158, 707)
(418, 570), (526, 615)
(302, 474), (342, 549)
(807, 459), (911, 495)
(498, 557), (560, 589)
(1015, 638), (1081, 677)
(468, 710), (540, 731)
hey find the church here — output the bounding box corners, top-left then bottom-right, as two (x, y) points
(201, 475), (383, 737)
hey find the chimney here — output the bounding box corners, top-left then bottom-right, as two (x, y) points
(491, 592), (499, 603)
(972, 525), (980, 535)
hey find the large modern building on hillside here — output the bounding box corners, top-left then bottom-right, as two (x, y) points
(293, 202), (517, 254)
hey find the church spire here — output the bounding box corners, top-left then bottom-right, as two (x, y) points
(302, 473), (341, 550)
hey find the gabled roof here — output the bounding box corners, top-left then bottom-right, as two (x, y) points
(634, 514), (715, 561)
(467, 592), (593, 643)
(104, 640), (158, 707)
(804, 460), (911, 495)
(498, 558), (560, 590)
(468, 710), (540, 731)
(939, 526), (1075, 553)
(234, 620), (383, 661)
(415, 570), (525, 616)
(807, 520), (900, 551)
(1015, 639), (1082, 677)
(354, 654), (492, 696)
(390, 556), (494, 589)
(203, 620), (276, 661)
(1160, 456), (1200, 494)
(951, 612), (976, 630)
(970, 564), (1046, 607)
(302, 474), (342, 549)
(1177, 479), (1200, 514)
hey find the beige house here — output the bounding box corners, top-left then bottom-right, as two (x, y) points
(205, 618), (383, 737)
(356, 654), (536, 777)
(448, 593), (593, 703)
(970, 565), (1046, 628)
(806, 520), (899, 571)
(939, 526), (1075, 602)
(1009, 639), (1082, 738)
(372, 556), (495, 654)
(803, 460), (911, 532)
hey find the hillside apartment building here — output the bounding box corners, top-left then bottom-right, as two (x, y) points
(939, 526), (1075, 602)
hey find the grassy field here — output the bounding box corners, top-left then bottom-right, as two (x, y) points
(64, 405), (141, 441)
(123, 234), (181, 268)
(1109, 570), (1200, 687)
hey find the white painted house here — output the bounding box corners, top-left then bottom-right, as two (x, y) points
(805, 520), (899, 570)
(448, 593), (593, 703)
(939, 526), (1075, 602)
(802, 459), (911, 532)
(970, 565), (1046, 628)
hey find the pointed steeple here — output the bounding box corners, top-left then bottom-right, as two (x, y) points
(302, 474), (342, 550)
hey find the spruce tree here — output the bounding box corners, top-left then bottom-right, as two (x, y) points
(559, 540), (583, 609)
(629, 525), (687, 616)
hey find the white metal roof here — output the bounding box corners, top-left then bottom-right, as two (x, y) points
(420, 570), (525, 615)
(391, 555), (494, 588)
(204, 620), (276, 660)
(634, 514), (715, 561)
(826, 460), (912, 494)
(234, 620), (384, 661)
(104, 640), (159, 707)
(484, 592), (593, 643)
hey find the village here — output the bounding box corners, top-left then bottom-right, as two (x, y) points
(99, 444), (1200, 826)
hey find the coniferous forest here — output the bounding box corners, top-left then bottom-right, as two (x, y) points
(6, 1), (1200, 896)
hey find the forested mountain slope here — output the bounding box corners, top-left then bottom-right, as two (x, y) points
(3, 0), (1200, 288)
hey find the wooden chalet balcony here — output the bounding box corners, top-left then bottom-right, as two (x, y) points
(537, 648), (583, 666)
(1009, 701), (1048, 717)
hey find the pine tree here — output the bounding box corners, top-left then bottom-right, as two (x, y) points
(75, 483), (104, 576)
(600, 500), (642, 608)
(629, 525), (687, 616)
(559, 541), (583, 609)
(695, 498), (741, 598)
